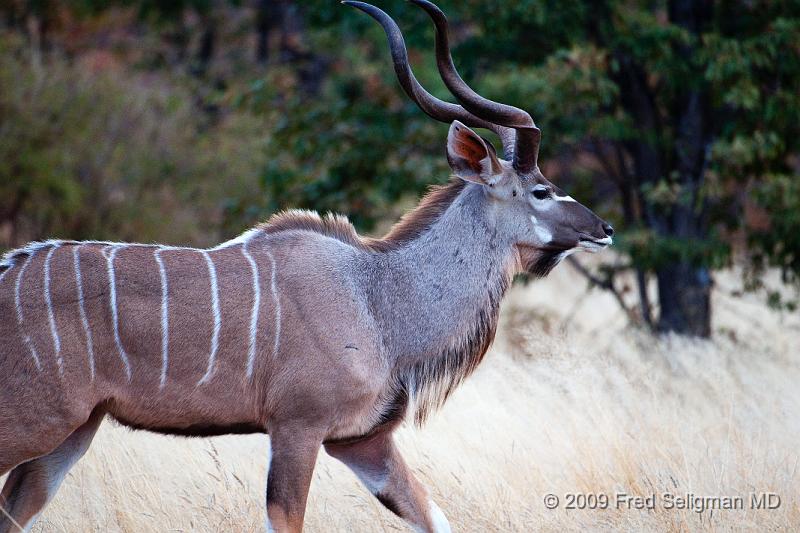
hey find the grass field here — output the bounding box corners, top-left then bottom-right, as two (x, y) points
(10, 262), (800, 532)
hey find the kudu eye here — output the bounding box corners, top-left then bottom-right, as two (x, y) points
(532, 187), (550, 200)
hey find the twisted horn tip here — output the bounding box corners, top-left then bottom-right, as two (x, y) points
(342, 1), (372, 9)
(408, 0), (443, 12)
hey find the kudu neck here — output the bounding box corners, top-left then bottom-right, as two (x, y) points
(368, 183), (516, 363)
(398, 184), (515, 273)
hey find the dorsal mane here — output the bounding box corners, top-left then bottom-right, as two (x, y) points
(378, 178), (466, 250)
(260, 210), (366, 248)
(260, 178), (467, 252)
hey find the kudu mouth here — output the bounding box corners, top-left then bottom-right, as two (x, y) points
(578, 235), (613, 252)
(562, 202), (615, 254)
(577, 221), (614, 252)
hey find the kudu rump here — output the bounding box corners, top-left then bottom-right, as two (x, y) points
(0, 2), (613, 531)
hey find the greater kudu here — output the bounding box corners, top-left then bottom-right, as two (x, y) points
(0, 1), (613, 531)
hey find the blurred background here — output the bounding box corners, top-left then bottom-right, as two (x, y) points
(1, 0), (798, 339)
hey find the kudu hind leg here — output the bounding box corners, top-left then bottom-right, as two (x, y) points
(324, 431), (451, 533)
(0, 410), (104, 533)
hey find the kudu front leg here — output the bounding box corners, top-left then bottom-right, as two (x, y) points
(325, 430), (451, 533)
(265, 425), (325, 533)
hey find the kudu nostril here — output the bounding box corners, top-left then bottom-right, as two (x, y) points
(603, 223), (614, 237)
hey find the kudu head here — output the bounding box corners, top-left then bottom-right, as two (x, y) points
(346, 0), (614, 273)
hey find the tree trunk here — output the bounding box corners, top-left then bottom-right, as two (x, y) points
(609, 0), (714, 337)
(653, 90), (713, 337)
(191, 13), (216, 77)
(256, 0), (272, 64)
(654, 0), (714, 337)
(656, 263), (712, 337)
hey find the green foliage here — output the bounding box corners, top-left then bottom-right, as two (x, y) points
(458, 0), (799, 307)
(749, 176), (800, 286)
(0, 33), (267, 246)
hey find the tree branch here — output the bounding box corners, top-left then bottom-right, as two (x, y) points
(566, 256), (642, 325)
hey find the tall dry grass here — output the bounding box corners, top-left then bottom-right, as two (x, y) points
(9, 263), (800, 532)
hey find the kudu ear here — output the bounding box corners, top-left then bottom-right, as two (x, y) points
(446, 121), (503, 186)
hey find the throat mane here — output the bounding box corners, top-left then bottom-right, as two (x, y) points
(396, 272), (508, 425)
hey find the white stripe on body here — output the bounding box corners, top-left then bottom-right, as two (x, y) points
(154, 248), (170, 389)
(1, 239), (63, 269)
(1, 228), (268, 269)
(14, 253), (42, 371)
(242, 241), (261, 379)
(103, 245), (132, 381)
(73, 246), (96, 381)
(210, 227), (263, 251)
(265, 249), (282, 360)
(0, 267), (10, 285)
(4, 230), (278, 381)
(198, 251), (221, 385)
(44, 244), (63, 375)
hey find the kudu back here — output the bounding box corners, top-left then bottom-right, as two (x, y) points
(0, 2), (613, 531)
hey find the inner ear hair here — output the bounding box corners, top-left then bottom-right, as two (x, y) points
(451, 132), (487, 173)
(480, 136), (502, 175)
(447, 121), (502, 185)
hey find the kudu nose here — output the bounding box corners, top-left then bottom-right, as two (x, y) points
(602, 223), (614, 237)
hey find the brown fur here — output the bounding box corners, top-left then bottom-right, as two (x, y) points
(262, 178), (505, 427)
(261, 179), (467, 253)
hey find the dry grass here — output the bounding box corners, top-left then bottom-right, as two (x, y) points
(10, 263), (800, 532)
